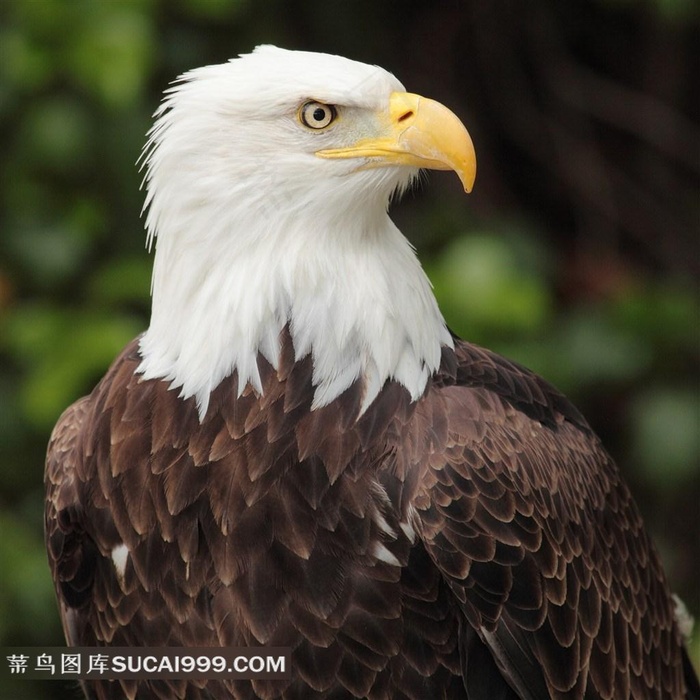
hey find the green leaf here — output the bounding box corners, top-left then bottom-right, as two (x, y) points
(0, 26), (54, 91)
(630, 387), (700, 487)
(178, 0), (249, 19)
(2, 304), (143, 428)
(427, 232), (553, 342)
(88, 255), (152, 307)
(66, 7), (154, 107)
(554, 308), (653, 387)
(15, 96), (92, 174)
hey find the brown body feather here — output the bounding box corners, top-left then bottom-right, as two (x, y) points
(45, 330), (697, 699)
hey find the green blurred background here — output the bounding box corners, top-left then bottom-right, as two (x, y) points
(0, 0), (698, 697)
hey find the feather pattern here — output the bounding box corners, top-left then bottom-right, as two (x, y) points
(45, 45), (698, 700)
(45, 331), (697, 699)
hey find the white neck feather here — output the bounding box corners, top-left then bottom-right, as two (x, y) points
(136, 48), (454, 418)
(137, 177), (452, 418)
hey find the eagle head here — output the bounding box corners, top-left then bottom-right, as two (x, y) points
(138, 45), (476, 416)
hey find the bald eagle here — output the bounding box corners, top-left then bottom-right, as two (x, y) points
(45, 46), (698, 700)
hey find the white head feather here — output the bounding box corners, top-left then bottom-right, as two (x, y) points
(137, 45), (453, 417)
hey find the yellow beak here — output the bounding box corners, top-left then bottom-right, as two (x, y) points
(316, 91), (476, 193)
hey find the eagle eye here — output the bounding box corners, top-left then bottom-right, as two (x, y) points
(299, 101), (337, 130)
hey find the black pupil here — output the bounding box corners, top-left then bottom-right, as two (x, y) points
(312, 107), (326, 122)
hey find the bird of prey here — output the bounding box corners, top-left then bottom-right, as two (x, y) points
(45, 45), (699, 699)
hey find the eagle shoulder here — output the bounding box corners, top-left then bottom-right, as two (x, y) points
(409, 339), (687, 699)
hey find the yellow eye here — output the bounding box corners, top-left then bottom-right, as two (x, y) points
(299, 101), (337, 129)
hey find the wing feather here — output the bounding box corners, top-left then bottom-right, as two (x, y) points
(413, 340), (690, 699)
(45, 332), (697, 699)
(45, 397), (98, 625)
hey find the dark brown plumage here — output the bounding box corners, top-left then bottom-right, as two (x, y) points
(45, 46), (699, 700)
(46, 329), (699, 699)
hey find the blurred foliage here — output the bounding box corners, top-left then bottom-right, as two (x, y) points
(0, 0), (698, 696)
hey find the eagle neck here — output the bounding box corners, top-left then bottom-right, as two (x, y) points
(138, 196), (452, 418)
